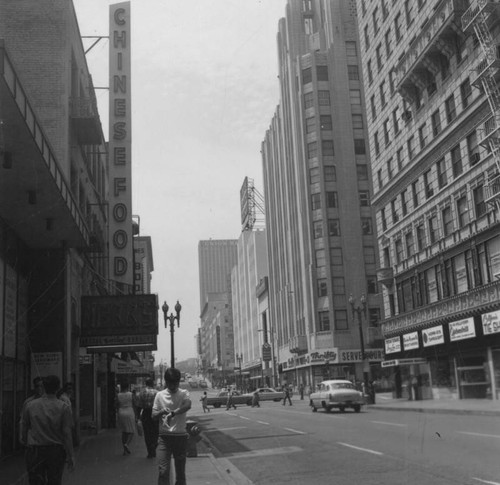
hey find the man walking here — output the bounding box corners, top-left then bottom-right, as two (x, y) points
(21, 375), (74, 485)
(138, 378), (159, 458)
(153, 368), (192, 485)
(200, 391), (210, 413)
(282, 385), (292, 406)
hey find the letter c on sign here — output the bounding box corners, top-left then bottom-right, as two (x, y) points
(114, 8), (126, 25)
(113, 230), (128, 249)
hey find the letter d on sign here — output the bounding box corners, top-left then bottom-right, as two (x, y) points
(114, 257), (128, 276)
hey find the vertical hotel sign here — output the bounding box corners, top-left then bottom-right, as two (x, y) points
(109, 2), (133, 285)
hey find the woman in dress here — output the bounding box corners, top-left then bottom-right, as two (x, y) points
(115, 382), (136, 455)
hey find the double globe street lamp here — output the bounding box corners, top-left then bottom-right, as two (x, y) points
(162, 300), (182, 369)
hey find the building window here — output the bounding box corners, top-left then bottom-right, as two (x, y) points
(377, 168), (383, 189)
(384, 119), (390, 146)
(381, 207), (387, 231)
(424, 169), (434, 199)
(313, 221), (323, 239)
(387, 157), (393, 180)
(326, 191), (338, 207)
(376, 44), (383, 71)
(416, 223), (426, 250)
(389, 69), (396, 94)
(457, 195), (469, 227)
(317, 65), (329, 81)
(306, 116), (316, 134)
(352, 114), (364, 130)
(346, 43), (357, 59)
(330, 247), (342, 265)
(431, 109), (441, 136)
(374, 132), (380, 156)
(473, 184), (486, 217)
(373, 6), (380, 33)
(350, 89), (362, 105)
(303, 67), (312, 84)
(428, 215), (439, 243)
(348, 65), (360, 80)
(311, 193), (321, 210)
(318, 90), (331, 106)
(394, 13), (402, 41)
(320, 115), (332, 131)
(437, 158), (448, 189)
(461, 78), (472, 108)
(359, 190), (370, 206)
(367, 60), (373, 84)
(318, 311), (330, 331)
(354, 139), (366, 154)
(412, 180), (419, 208)
(401, 190), (408, 216)
(357, 164), (368, 180)
(334, 310), (348, 330)
(317, 279), (328, 297)
(407, 135), (415, 159)
(367, 276), (378, 295)
(405, 230), (415, 257)
(467, 130), (480, 166)
(382, 246), (390, 267)
(316, 249), (326, 267)
(445, 95), (457, 123)
(391, 198), (398, 224)
(364, 25), (370, 50)
(307, 141), (318, 159)
(404, 0), (413, 26)
(395, 238), (404, 263)
(442, 206), (453, 236)
(392, 108), (400, 135)
(371, 95), (377, 120)
(304, 91), (314, 109)
(380, 81), (387, 107)
(332, 277), (345, 294)
(451, 144), (463, 178)
(328, 219), (340, 236)
(324, 165), (336, 181)
(385, 28), (392, 56)
(322, 140), (334, 157)
(397, 147), (404, 170)
(361, 218), (373, 235)
(418, 123), (427, 149)
(310, 167), (320, 184)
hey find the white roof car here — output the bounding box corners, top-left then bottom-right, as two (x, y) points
(309, 379), (364, 413)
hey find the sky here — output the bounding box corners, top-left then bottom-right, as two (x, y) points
(73, 0), (287, 363)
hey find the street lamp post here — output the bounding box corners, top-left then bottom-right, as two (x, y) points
(349, 293), (370, 400)
(236, 353), (243, 392)
(162, 300), (182, 369)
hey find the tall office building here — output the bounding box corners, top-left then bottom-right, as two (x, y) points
(262, 0), (382, 390)
(198, 239), (238, 312)
(358, 0), (500, 400)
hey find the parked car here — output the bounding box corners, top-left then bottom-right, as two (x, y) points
(206, 390), (250, 408)
(309, 379), (364, 413)
(244, 387), (284, 402)
(188, 380), (198, 388)
(199, 380), (208, 389)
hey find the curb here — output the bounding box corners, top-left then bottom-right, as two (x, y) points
(369, 405), (500, 417)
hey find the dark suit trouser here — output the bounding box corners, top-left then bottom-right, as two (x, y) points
(141, 408), (159, 456)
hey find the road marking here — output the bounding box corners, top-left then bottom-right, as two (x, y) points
(240, 416), (251, 421)
(472, 478), (500, 485)
(283, 427), (306, 435)
(215, 427), (247, 432)
(337, 442), (383, 456)
(230, 446), (302, 459)
(371, 420), (407, 427)
(458, 431), (500, 439)
(257, 420), (269, 425)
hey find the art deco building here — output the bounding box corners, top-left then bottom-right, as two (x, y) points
(262, 0), (382, 390)
(358, 0), (500, 400)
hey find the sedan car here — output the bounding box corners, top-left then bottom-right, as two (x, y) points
(244, 387), (285, 402)
(309, 379), (364, 413)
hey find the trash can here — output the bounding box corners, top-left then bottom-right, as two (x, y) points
(186, 420), (202, 457)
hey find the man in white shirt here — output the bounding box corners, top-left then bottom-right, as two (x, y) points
(152, 368), (191, 485)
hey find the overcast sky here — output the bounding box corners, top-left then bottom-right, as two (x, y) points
(73, 0), (286, 363)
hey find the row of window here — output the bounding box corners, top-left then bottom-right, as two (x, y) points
(393, 235), (499, 316)
(318, 306), (381, 332)
(376, 77), (477, 191)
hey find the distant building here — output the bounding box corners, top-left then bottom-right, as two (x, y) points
(261, 0), (382, 390)
(358, 0), (500, 400)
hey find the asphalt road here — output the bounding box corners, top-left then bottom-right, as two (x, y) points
(191, 390), (500, 485)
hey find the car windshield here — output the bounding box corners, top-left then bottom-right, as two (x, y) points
(331, 383), (355, 390)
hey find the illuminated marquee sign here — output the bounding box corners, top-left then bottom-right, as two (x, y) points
(109, 2), (133, 285)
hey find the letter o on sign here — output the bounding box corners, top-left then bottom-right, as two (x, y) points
(113, 203), (127, 222)
(113, 230), (128, 249)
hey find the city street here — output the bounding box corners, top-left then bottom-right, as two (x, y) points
(195, 392), (500, 485)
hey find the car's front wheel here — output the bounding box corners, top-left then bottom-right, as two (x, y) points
(353, 405), (361, 413)
(213, 403), (221, 408)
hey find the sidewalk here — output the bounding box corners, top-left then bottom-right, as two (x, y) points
(3, 395), (500, 485)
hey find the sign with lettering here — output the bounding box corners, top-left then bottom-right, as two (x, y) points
(449, 317), (476, 342)
(262, 342), (272, 362)
(109, 2), (133, 285)
(385, 336), (401, 354)
(338, 348), (384, 363)
(31, 352), (62, 382)
(422, 325), (444, 347)
(381, 358), (427, 368)
(403, 332), (419, 350)
(482, 310), (500, 335)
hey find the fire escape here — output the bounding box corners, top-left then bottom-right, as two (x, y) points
(462, 0), (500, 212)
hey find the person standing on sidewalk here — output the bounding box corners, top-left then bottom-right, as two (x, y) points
(19, 376), (44, 442)
(115, 382), (136, 455)
(137, 378), (159, 458)
(21, 375), (74, 485)
(152, 368), (192, 485)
